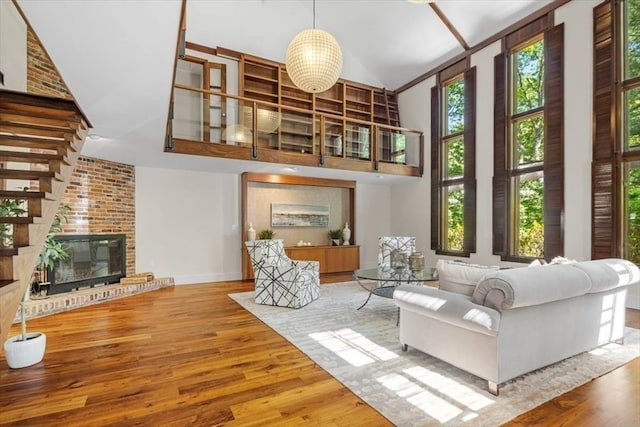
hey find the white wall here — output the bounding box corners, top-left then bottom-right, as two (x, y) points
(356, 183), (392, 269)
(135, 167), (393, 282)
(0, 0), (27, 91)
(136, 167), (242, 284)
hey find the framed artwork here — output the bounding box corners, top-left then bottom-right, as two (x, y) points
(271, 203), (329, 227)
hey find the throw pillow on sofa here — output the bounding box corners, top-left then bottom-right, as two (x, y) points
(436, 260), (500, 296)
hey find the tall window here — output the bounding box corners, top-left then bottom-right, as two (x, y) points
(594, 0), (640, 263)
(431, 63), (476, 255)
(494, 19), (563, 261)
(622, 0), (640, 263)
(510, 38), (545, 258)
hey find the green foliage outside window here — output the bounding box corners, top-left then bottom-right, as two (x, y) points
(623, 0), (640, 263)
(625, 163), (640, 263)
(516, 176), (544, 258)
(514, 40), (544, 113)
(510, 39), (545, 258)
(447, 187), (464, 251)
(445, 80), (465, 135)
(442, 78), (465, 251)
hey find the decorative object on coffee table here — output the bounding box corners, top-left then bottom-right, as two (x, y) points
(408, 251), (425, 272)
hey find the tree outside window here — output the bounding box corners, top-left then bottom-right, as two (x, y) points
(622, 0), (640, 263)
(441, 78), (465, 252)
(509, 38), (545, 259)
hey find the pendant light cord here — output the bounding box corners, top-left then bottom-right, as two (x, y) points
(313, 0), (316, 29)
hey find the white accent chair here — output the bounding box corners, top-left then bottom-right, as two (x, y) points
(245, 239), (320, 308)
(378, 236), (416, 269)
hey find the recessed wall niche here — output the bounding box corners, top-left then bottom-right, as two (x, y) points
(247, 183), (349, 245)
(241, 172), (356, 280)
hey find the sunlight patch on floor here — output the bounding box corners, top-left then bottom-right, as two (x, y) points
(309, 328), (398, 367)
(403, 365), (494, 411)
(377, 372), (463, 423)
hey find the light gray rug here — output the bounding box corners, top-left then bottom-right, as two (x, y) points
(229, 282), (640, 426)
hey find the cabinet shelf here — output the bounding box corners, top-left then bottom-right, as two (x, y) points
(245, 73), (278, 83)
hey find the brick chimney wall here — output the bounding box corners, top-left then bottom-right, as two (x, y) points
(26, 27), (72, 98)
(60, 156), (136, 275)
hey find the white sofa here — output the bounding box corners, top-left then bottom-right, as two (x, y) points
(393, 258), (640, 395)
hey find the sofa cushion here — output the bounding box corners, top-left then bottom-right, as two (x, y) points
(436, 260), (500, 296)
(572, 258), (640, 293)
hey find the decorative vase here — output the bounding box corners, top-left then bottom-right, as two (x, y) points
(390, 249), (407, 269)
(3, 332), (46, 369)
(409, 252), (425, 273)
(248, 223), (256, 241)
(342, 222), (351, 245)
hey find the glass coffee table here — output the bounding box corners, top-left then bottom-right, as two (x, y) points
(353, 266), (438, 310)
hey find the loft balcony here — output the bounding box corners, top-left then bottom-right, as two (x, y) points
(166, 85), (424, 177)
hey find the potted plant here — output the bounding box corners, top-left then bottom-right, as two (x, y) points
(3, 205), (70, 369)
(257, 229), (274, 240)
(0, 193), (27, 247)
(328, 229), (343, 246)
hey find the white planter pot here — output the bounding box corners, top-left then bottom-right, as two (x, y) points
(3, 332), (46, 369)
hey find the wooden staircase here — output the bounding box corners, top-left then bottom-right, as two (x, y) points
(0, 89), (89, 343)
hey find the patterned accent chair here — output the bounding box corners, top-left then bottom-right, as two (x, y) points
(378, 236), (416, 269)
(245, 239), (320, 308)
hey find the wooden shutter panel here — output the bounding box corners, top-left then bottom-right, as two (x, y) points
(592, 1), (617, 259)
(493, 53), (507, 256)
(463, 67), (477, 254)
(543, 24), (564, 260)
(431, 86), (440, 251)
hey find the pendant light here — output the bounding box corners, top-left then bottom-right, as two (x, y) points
(285, 0), (343, 93)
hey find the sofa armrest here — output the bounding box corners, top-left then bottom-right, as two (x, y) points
(472, 265), (591, 311)
(393, 284), (500, 336)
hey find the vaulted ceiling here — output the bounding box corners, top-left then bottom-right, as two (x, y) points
(16, 0), (556, 183)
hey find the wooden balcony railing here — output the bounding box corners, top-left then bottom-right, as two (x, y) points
(167, 85), (424, 177)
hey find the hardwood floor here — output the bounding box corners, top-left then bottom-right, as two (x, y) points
(0, 274), (637, 426)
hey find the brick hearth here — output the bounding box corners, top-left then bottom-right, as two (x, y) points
(13, 277), (175, 322)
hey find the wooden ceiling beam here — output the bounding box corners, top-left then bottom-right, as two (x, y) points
(430, 2), (469, 51)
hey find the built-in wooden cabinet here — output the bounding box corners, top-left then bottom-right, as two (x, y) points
(245, 245), (360, 280)
(239, 54), (402, 159)
(240, 54), (399, 126)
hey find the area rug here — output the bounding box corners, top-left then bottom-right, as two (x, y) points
(229, 282), (640, 426)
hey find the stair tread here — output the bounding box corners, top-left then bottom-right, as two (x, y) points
(0, 149), (66, 163)
(0, 118), (74, 130)
(0, 136), (65, 151)
(0, 190), (49, 199)
(0, 247), (19, 256)
(0, 280), (18, 289)
(0, 109), (80, 126)
(0, 170), (58, 180)
(0, 217), (35, 224)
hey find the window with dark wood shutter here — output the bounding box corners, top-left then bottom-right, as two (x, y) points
(430, 86), (439, 251)
(492, 16), (564, 262)
(543, 24), (564, 259)
(493, 53), (507, 256)
(431, 60), (476, 256)
(592, 1), (617, 259)
(463, 67), (477, 254)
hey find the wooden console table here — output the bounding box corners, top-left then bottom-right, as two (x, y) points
(244, 245), (360, 280)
